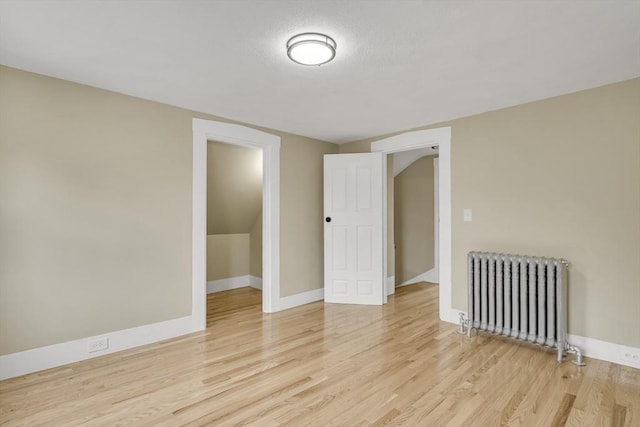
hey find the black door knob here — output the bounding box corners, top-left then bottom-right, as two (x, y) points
(325, 217), (332, 223)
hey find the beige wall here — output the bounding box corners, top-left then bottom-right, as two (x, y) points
(207, 141), (262, 235)
(0, 65), (336, 355)
(280, 137), (339, 297)
(249, 210), (262, 278)
(206, 234), (249, 281)
(394, 155), (436, 284)
(0, 66), (192, 355)
(448, 78), (640, 347)
(2, 64), (637, 355)
(339, 139), (371, 154)
(340, 78), (640, 348)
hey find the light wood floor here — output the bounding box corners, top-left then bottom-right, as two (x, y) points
(1, 283), (638, 426)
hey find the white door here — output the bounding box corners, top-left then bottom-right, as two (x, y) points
(324, 153), (384, 305)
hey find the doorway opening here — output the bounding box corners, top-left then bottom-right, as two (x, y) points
(192, 119), (281, 332)
(205, 141), (263, 324)
(392, 150), (439, 289)
(371, 127), (454, 323)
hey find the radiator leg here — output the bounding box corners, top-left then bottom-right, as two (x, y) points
(466, 323), (475, 338)
(565, 343), (586, 366)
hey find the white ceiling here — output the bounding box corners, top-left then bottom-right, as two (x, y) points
(0, 1), (638, 144)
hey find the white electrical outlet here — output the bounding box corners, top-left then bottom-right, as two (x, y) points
(623, 351), (640, 364)
(87, 337), (109, 353)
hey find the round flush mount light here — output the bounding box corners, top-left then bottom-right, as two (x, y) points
(287, 33), (336, 66)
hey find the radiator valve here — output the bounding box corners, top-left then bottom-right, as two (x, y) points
(457, 312), (468, 335)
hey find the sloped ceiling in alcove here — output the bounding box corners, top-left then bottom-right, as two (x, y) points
(207, 141), (262, 235)
(393, 147), (439, 177)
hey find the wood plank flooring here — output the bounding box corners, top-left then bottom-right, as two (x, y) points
(1, 283), (639, 426)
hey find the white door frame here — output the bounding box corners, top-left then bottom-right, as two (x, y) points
(433, 157), (439, 282)
(371, 127), (453, 322)
(192, 118), (281, 331)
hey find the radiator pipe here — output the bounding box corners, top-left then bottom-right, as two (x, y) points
(566, 343), (586, 366)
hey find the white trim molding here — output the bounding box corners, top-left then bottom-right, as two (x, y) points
(567, 334), (640, 369)
(371, 127), (452, 323)
(386, 276), (395, 295)
(192, 118), (281, 328)
(207, 276), (263, 293)
(372, 127), (451, 153)
(207, 276), (252, 293)
(250, 276), (263, 290)
(433, 157), (439, 284)
(279, 288), (324, 311)
(0, 316), (194, 381)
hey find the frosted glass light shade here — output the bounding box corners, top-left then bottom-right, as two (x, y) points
(287, 33), (336, 66)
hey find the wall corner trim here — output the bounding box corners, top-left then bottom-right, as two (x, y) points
(0, 315), (195, 381)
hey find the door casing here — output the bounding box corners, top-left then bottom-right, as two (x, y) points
(192, 118), (281, 332)
(371, 127), (455, 322)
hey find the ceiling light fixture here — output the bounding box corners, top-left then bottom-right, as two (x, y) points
(287, 33), (336, 66)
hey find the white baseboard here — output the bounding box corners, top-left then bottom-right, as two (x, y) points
(250, 276), (263, 290)
(0, 315), (194, 381)
(4, 304), (636, 382)
(442, 309), (640, 369)
(207, 276), (263, 293)
(398, 268), (438, 287)
(424, 268), (438, 283)
(279, 288), (324, 311)
(386, 276), (395, 295)
(444, 308), (466, 325)
(566, 334), (640, 369)
(207, 275), (251, 293)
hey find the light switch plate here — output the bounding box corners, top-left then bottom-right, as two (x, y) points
(464, 209), (473, 222)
